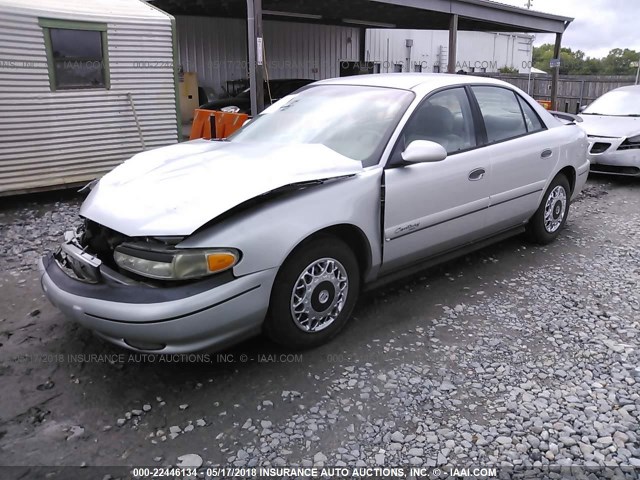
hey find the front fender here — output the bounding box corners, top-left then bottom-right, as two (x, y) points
(178, 169), (383, 279)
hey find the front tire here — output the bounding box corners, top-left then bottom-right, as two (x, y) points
(265, 236), (360, 349)
(526, 174), (571, 244)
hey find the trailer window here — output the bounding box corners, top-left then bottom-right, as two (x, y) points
(39, 19), (109, 91)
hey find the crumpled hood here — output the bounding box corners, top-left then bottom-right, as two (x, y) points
(578, 114), (640, 138)
(80, 139), (363, 236)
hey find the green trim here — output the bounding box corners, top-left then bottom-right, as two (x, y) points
(41, 27), (56, 91)
(38, 18), (107, 31)
(39, 17), (110, 91)
(101, 30), (111, 89)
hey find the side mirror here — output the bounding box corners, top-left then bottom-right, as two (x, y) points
(401, 140), (447, 163)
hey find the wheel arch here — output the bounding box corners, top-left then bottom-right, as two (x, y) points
(557, 165), (577, 195)
(284, 223), (373, 281)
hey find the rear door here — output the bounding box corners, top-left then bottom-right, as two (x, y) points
(469, 86), (559, 231)
(381, 87), (491, 273)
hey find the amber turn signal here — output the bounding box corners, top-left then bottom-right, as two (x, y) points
(206, 252), (238, 273)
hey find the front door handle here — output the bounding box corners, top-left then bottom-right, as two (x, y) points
(541, 148), (553, 158)
(468, 168), (486, 181)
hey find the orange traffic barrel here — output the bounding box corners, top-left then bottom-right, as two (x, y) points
(190, 109), (249, 140)
(536, 99), (552, 110)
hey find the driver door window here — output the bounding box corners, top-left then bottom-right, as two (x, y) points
(402, 87), (477, 155)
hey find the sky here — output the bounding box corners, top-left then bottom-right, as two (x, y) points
(495, 0), (640, 58)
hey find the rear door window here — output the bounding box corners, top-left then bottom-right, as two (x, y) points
(472, 86), (528, 143)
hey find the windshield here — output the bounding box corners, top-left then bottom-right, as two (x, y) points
(583, 89), (640, 116)
(228, 85), (415, 166)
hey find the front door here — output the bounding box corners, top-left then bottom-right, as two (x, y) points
(381, 87), (491, 273)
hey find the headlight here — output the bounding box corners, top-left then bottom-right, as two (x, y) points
(627, 134), (640, 144)
(113, 243), (239, 280)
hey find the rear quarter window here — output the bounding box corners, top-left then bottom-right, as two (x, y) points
(516, 95), (545, 133)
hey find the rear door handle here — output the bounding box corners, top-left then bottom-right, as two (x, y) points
(468, 168), (486, 181)
(541, 148), (553, 158)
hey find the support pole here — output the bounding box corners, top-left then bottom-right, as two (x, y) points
(360, 27), (367, 66)
(247, 0), (264, 116)
(254, 0), (264, 113)
(550, 32), (562, 109)
(448, 14), (458, 73)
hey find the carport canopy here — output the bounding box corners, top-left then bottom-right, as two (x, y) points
(154, 0), (573, 112)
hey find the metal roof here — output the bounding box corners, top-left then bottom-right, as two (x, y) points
(153, 0), (572, 33)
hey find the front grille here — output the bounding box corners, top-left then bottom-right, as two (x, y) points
(82, 220), (131, 268)
(618, 139), (640, 151)
(54, 250), (99, 283)
(590, 142), (611, 154)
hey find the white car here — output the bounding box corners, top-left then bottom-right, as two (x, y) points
(40, 74), (589, 353)
(579, 85), (640, 176)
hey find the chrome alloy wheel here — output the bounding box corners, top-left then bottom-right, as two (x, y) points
(544, 185), (567, 233)
(290, 258), (349, 332)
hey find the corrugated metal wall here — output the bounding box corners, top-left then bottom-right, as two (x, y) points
(0, 0), (178, 195)
(263, 21), (361, 80)
(175, 16), (361, 97)
(175, 16), (248, 98)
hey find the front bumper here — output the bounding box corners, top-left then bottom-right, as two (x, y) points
(573, 158), (591, 200)
(39, 253), (277, 353)
(587, 136), (640, 177)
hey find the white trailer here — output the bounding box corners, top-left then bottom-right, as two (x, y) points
(0, 0), (179, 195)
(366, 29), (535, 74)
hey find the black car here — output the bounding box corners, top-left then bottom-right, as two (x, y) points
(200, 79), (314, 115)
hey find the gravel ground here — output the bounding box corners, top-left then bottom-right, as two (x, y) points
(0, 192), (81, 273)
(0, 176), (638, 479)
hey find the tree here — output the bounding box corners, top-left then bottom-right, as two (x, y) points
(532, 43), (554, 71)
(601, 48), (639, 75)
(532, 44), (587, 75)
(532, 44), (640, 76)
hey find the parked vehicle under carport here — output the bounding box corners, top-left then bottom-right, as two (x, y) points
(40, 74), (589, 354)
(199, 79), (314, 115)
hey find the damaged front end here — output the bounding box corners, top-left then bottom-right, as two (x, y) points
(52, 222), (148, 286)
(54, 228), (103, 284)
(40, 218), (272, 353)
(53, 220), (240, 288)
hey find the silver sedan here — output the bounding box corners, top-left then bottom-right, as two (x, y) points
(579, 85), (640, 176)
(40, 74), (589, 353)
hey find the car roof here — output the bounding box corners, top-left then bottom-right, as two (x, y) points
(314, 73), (518, 93)
(609, 85), (640, 93)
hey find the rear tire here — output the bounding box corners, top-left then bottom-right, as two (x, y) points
(526, 174), (571, 244)
(264, 236), (360, 349)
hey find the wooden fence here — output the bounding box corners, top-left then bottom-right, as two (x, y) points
(476, 73), (637, 113)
